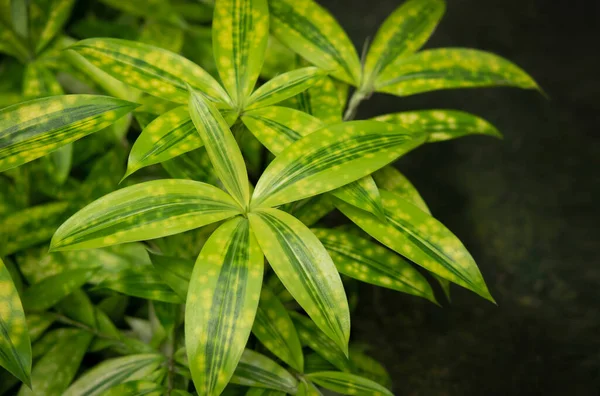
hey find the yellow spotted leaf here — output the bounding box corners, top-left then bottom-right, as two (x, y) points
(290, 75), (344, 124)
(34, 0), (75, 54)
(372, 166), (429, 213)
(22, 62), (63, 98)
(231, 349), (298, 393)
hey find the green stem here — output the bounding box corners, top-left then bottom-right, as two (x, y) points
(343, 87), (370, 121)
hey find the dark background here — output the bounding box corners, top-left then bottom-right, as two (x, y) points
(320, 0), (600, 394)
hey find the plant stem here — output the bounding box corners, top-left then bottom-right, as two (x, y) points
(343, 88), (370, 121)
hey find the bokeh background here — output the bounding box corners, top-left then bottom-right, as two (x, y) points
(319, 0), (599, 394)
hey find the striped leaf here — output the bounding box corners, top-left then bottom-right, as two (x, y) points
(312, 228), (436, 302)
(185, 217), (263, 396)
(268, 0), (361, 85)
(103, 380), (165, 396)
(21, 268), (97, 311)
(363, 0), (446, 87)
(231, 349), (298, 393)
(34, 0), (75, 53)
(337, 190), (495, 302)
(375, 48), (540, 96)
(290, 75), (344, 124)
(97, 268), (183, 303)
(330, 176), (386, 221)
(69, 38), (230, 105)
(372, 166), (429, 213)
(213, 0), (269, 106)
(22, 63), (63, 98)
(50, 180), (241, 251)
(188, 88), (250, 209)
(63, 354), (166, 396)
(18, 329), (92, 396)
(252, 286), (304, 372)
(150, 254), (194, 301)
(246, 67), (326, 109)
(248, 208), (350, 353)
(0, 258), (31, 386)
(306, 372), (393, 396)
(0, 95), (138, 172)
(251, 120), (426, 209)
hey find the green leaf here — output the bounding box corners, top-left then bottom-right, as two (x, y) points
(248, 208), (350, 353)
(69, 38), (230, 105)
(252, 286), (303, 372)
(246, 388), (286, 396)
(213, 0), (269, 106)
(161, 148), (219, 184)
(25, 313), (54, 343)
(348, 348), (392, 390)
(337, 190), (495, 302)
(304, 352), (336, 373)
(251, 120), (426, 209)
(290, 195), (335, 227)
(63, 354), (166, 396)
(268, 0), (361, 85)
(50, 180), (241, 251)
(150, 254), (194, 301)
(56, 289), (97, 328)
(139, 20), (184, 53)
(99, 0), (184, 26)
(297, 379), (322, 396)
(372, 166), (429, 213)
(18, 329), (92, 396)
(22, 62), (63, 98)
(306, 371), (393, 396)
(0, 258), (31, 386)
(230, 349), (298, 393)
(103, 380), (165, 396)
(34, 0), (75, 53)
(330, 176), (386, 221)
(0, 95), (137, 172)
(375, 48), (540, 96)
(289, 312), (351, 372)
(290, 75), (344, 124)
(246, 67), (326, 109)
(21, 268), (97, 311)
(188, 87), (250, 209)
(312, 228), (436, 302)
(363, 0), (446, 87)
(97, 268), (183, 303)
(0, 20), (29, 61)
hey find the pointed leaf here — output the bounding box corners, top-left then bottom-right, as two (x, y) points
(231, 349), (298, 393)
(51, 180), (241, 251)
(248, 208), (350, 353)
(97, 268), (183, 303)
(306, 371), (393, 396)
(21, 268), (97, 311)
(372, 166), (429, 213)
(185, 217), (263, 396)
(0, 95), (138, 172)
(268, 0), (361, 85)
(34, 0), (75, 53)
(150, 254), (194, 301)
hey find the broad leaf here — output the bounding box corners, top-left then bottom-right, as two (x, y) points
(185, 217), (263, 396)
(213, 0), (269, 106)
(252, 286), (304, 372)
(34, 0), (75, 53)
(231, 349), (298, 393)
(0, 258), (31, 386)
(269, 0), (361, 85)
(372, 166), (429, 213)
(97, 268), (183, 303)
(150, 254), (194, 301)
(51, 180), (241, 251)
(306, 371), (393, 396)
(103, 380), (165, 396)
(337, 190), (495, 302)
(248, 208), (350, 353)
(0, 95), (137, 172)
(21, 268), (97, 311)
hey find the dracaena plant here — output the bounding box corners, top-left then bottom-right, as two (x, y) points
(0, 0), (539, 395)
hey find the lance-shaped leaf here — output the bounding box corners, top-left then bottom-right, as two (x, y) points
(97, 268), (183, 303)
(0, 258), (31, 386)
(372, 166), (429, 213)
(312, 228), (436, 302)
(22, 62), (63, 98)
(269, 0), (361, 85)
(63, 354), (166, 396)
(69, 38), (230, 105)
(213, 0), (269, 106)
(363, 0), (446, 86)
(21, 268), (97, 311)
(375, 48), (540, 96)
(252, 287), (304, 372)
(18, 329), (92, 396)
(189, 88), (250, 209)
(34, 0), (75, 53)
(103, 380), (166, 396)
(50, 180), (241, 251)
(330, 177), (386, 221)
(185, 217), (263, 396)
(231, 349), (298, 393)
(291, 75), (344, 124)
(337, 190), (495, 302)
(248, 208), (350, 353)
(150, 254), (194, 301)
(246, 67), (326, 109)
(306, 372), (393, 396)
(251, 120), (426, 209)
(374, 110), (502, 142)
(0, 95), (138, 172)
(289, 312), (351, 372)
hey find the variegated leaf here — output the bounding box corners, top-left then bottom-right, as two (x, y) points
(337, 190), (495, 302)
(306, 371), (393, 396)
(185, 217), (263, 396)
(312, 228), (436, 303)
(213, 0), (269, 106)
(248, 208), (350, 353)
(97, 268), (183, 303)
(268, 0), (361, 85)
(0, 95), (137, 172)
(330, 176), (386, 221)
(363, 0), (445, 87)
(231, 349), (298, 393)
(251, 121), (426, 209)
(375, 48), (540, 96)
(189, 87), (250, 209)
(22, 62), (63, 98)
(290, 75), (343, 125)
(103, 380), (165, 396)
(150, 254), (194, 301)
(69, 38), (230, 105)
(372, 166), (429, 213)
(252, 286), (303, 372)
(0, 258), (31, 386)
(34, 0), (75, 53)
(50, 180), (241, 251)
(0, 20), (29, 61)
(21, 268), (97, 311)
(260, 35), (296, 80)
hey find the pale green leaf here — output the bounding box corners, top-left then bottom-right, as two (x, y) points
(50, 180), (241, 251)
(34, 0), (75, 53)
(102, 380), (165, 396)
(139, 20), (184, 53)
(150, 254), (194, 301)
(97, 268), (183, 303)
(248, 208), (350, 353)
(47, 144), (72, 185)
(21, 268), (97, 311)
(231, 349), (298, 393)
(306, 371), (393, 396)
(372, 166), (429, 213)
(185, 217), (263, 396)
